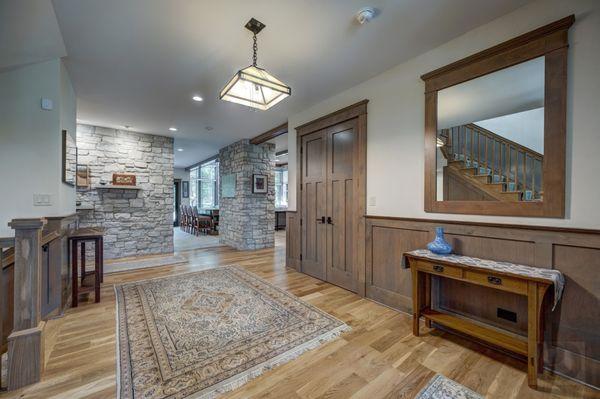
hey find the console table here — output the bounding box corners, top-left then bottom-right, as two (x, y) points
(403, 249), (564, 389)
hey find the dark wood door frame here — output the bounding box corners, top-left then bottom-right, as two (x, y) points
(296, 100), (368, 296)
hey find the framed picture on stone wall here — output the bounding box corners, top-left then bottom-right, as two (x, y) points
(252, 174), (268, 194)
(112, 173), (136, 186)
(182, 181), (189, 198)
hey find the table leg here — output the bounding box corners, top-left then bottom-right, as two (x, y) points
(412, 267), (421, 336)
(99, 237), (104, 283)
(94, 238), (101, 303)
(80, 241), (86, 285)
(71, 240), (78, 308)
(537, 284), (547, 374)
(425, 273), (432, 328)
(527, 281), (539, 388)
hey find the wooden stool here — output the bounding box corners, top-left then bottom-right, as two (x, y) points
(69, 228), (104, 307)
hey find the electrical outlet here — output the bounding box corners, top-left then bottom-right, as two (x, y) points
(33, 194), (52, 206)
(497, 307), (517, 323)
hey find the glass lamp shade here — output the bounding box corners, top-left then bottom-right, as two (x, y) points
(220, 65), (291, 110)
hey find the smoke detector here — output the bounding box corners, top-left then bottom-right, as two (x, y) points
(356, 7), (376, 24)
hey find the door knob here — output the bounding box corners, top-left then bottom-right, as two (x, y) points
(327, 217), (333, 225)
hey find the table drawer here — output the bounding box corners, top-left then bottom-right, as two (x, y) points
(415, 260), (462, 278)
(464, 270), (527, 295)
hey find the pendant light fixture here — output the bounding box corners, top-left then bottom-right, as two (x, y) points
(220, 18), (291, 110)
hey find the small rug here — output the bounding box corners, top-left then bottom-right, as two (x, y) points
(416, 374), (483, 399)
(106, 254), (187, 274)
(115, 265), (349, 398)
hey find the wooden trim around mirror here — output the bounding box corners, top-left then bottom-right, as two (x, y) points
(421, 15), (574, 218)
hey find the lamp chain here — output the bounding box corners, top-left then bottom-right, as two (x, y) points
(252, 33), (258, 66)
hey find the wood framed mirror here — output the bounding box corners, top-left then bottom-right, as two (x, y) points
(421, 16), (574, 218)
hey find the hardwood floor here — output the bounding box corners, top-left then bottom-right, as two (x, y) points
(1, 231), (597, 399)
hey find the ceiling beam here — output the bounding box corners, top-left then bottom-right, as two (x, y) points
(250, 122), (288, 145)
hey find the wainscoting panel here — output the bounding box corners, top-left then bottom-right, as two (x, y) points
(285, 211), (301, 271)
(365, 216), (600, 388)
(366, 225), (429, 310)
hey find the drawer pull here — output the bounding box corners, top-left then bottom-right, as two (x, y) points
(433, 265), (445, 273)
(487, 276), (502, 285)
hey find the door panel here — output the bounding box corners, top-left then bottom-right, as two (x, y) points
(331, 130), (354, 175)
(326, 121), (357, 292)
(301, 131), (327, 280)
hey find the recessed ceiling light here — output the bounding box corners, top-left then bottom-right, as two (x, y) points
(169, 127), (178, 132)
(177, 148), (184, 152)
(192, 95), (203, 102)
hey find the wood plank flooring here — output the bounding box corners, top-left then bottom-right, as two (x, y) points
(1, 232), (597, 399)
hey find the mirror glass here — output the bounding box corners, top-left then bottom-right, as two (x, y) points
(436, 57), (544, 202)
(63, 131), (77, 186)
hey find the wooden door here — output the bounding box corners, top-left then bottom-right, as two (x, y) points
(301, 130), (327, 280)
(326, 120), (357, 292)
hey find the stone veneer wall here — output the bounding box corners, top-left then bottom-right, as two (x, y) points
(219, 139), (275, 250)
(76, 124), (174, 259)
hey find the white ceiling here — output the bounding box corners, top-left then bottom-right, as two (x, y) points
(46, 0), (532, 167)
(0, 1), (66, 72)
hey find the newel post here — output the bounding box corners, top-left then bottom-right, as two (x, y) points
(6, 218), (47, 390)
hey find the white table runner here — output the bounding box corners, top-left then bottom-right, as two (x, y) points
(403, 249), (565, 310)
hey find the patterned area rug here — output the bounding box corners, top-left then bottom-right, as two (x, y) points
(416, 374), (483, 399)
(115, 265), (349, 398)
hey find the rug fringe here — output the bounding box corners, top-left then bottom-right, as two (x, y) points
(189, 324), (351, 399)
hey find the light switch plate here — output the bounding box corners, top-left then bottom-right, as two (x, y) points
(41, 98), (53, 110)
(33, 194), (52, 206)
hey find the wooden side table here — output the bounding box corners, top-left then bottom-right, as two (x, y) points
(404, 250), (563, 389)
(69, 228), (104, 307)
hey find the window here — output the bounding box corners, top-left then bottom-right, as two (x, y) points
(199, 160), (219, 210)
(274, 167), (288, 208)
(189, 166), (199, 207)
(189, 159), (219, 210)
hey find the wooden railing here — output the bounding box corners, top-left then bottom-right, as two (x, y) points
(0, 219), (57, 391)
(440, 123), (543, 200)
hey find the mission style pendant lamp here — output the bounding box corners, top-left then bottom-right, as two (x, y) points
(220, 18), (291, 110)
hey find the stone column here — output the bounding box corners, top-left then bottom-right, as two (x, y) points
(7, 218), (47, 391)
(219, 139), (275, 250)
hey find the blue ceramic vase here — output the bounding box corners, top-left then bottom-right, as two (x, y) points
(427, 227), (453, 255)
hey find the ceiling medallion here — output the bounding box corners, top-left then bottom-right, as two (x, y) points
(220, 18), (291, 111)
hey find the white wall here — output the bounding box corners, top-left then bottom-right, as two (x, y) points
(0, 59), (76, 236)
(59, 61), (77, 215)
(288, 0), (600, 229)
